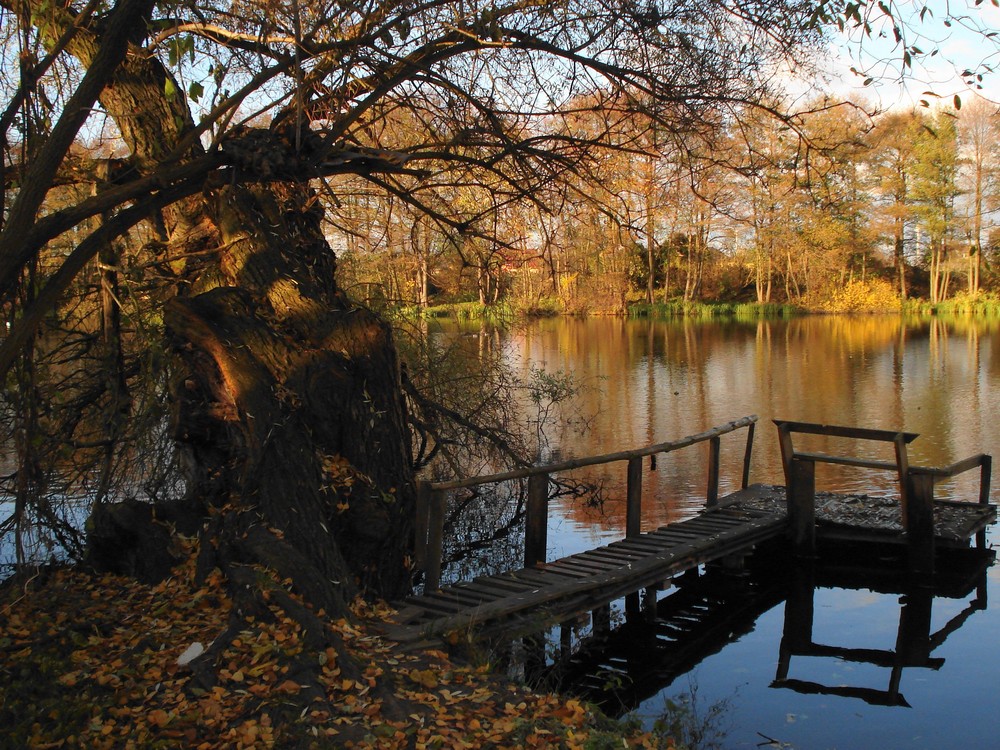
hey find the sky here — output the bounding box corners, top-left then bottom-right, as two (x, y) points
(822, 0), (1000, 111)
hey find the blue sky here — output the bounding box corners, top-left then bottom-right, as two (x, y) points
(825, 1), (1000, 110)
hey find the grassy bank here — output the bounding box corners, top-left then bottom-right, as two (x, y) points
(628, 300), (800, 320)
(902, 293), (1000, 318)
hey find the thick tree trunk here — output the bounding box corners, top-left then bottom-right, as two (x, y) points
(164, 182), (416, 600)
(35, 5), (418, 606)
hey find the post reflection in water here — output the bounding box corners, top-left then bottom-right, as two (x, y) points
(524, 543), (994, 728)
(773, 549), (991, 709)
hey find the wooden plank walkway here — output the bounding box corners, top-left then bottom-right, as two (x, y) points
(385, 483), (996, 646)
(383, 486), (787, 645)
(390, 417), (995, 648)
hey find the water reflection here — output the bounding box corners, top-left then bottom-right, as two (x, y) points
(530, 543), (994, 720)
(433, 314), (1000, 749)
(774, 550), (990, 709)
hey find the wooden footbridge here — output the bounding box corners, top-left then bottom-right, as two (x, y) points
(384, 416), (995, 646)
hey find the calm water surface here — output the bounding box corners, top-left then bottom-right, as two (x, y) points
(458, 315), (1000, 750)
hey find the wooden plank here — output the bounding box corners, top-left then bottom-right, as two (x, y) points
(422, 590), (483, 607)
(911, 453), (989, 479)
(582, 547), (645, 563)
(648, 527), (703, 540)
(406, 597), (463, 615)
(773, 420), (919, 444)
(794, 452), (899, 472)
(453, 581), (518, 600)
(572, 552), (630, 570)
(471, 576), (537, 593)
(534, 562), (592, 579)
(677, 516), (740, 531)
(615, 537), (674, 553)
(515, 566), (580, 582)
(550, 557), (615, 575)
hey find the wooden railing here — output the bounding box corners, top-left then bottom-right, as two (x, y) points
(414, 415), (759, 590)
(774, 419), (992, 572)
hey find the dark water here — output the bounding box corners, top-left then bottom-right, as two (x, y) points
(458, 316), (1000, 750)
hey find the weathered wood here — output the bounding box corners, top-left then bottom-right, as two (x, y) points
(786, 457), (816, 556)
(627, 456), (643, 538)
(414, 480), (431, 568)
(894, 433), (911, 511)
(707, 436), (721, 506)
(980, 455), (992, 506)
(905, 472), (935, 574)
(430, 415), (758, 492)
(773, 420), (919, 444)
(911, 453), (989, 478)
(742, 421), (755, 489)
(775, 422), (796, 487)
(794, 452), (900, 472)
(424, 487), (446, 591)
(525, 472), (549, 568)
(392, 510), (786, 641)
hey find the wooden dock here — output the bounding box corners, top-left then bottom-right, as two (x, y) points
(386, 487), (784, 644)
(387, 417), (995, 646)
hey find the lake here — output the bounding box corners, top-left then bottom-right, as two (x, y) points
(434, 314), (1000, 750)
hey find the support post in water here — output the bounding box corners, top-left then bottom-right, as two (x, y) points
(627, 456), (643, 538)
(525, 472), (549, 568)
(787, 457), (816, 557)
(905, 472), (935, 574)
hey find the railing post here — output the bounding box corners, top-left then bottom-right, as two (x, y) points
(525, 472), (549, 568)
(741, 422), (756, 489)
(414, 480), (431, 569)
(626, 456), (643, 538)
(979, 455), (992, 548)
(905, 472), (935, 574)
(424, 487), (446, 591)
(893, 433), (911, 511)
(979, 455), (992, 506)
(706, 436), (721, 507)
(786, 457), (816, 557)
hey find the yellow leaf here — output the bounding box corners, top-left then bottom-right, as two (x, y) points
(409, 669), (438, 689)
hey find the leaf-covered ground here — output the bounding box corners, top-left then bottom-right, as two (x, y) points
(0, 542), (671, 749)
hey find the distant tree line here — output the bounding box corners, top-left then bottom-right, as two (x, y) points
(337, 97), (1000, 314)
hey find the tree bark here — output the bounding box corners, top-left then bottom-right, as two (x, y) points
(25, 3), (418, 606)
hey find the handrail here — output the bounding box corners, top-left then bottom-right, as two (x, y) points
(773, 418), (993, 574)
(426, 414), (758, 492)
(415, 415), (759, 590)
(910, 454), (990, 479)
(772, 420), (919, 444)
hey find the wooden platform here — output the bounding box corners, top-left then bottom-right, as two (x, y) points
(727, 484), (997, 546)
(386, 483), (996, 647)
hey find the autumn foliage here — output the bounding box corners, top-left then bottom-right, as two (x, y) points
(1, 538), (668, 749)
